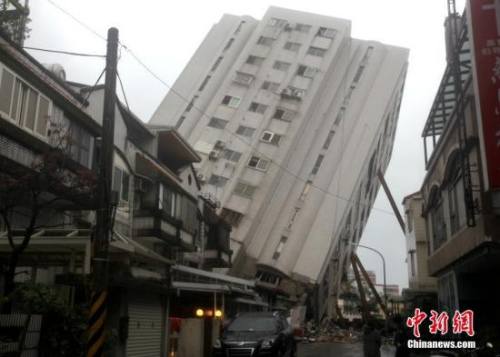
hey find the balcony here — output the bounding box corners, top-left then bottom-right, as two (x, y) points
(202, 202), (231, 268)
(134, 208), (198, 252)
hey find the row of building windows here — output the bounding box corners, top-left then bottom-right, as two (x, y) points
(267, 17), (336, 40)
(257, 36), (329, 58)
(219, 94), (296, 121)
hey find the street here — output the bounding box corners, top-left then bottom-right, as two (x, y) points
(298, 341), (396, 357)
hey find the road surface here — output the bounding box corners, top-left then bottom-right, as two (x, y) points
(298, 341), (396, 357)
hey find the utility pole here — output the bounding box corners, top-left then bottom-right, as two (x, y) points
(88, 27), (119, 357)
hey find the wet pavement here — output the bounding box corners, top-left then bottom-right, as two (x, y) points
(298, 341), (396, 357)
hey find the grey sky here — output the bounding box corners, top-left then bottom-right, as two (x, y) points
(25, 0), (466, 291)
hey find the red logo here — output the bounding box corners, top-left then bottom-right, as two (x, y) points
(407, 309), (475, 337)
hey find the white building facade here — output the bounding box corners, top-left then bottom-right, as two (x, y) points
(150, 7), (409, 318)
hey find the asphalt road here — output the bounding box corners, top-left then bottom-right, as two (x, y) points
(298, 341), (396, 357)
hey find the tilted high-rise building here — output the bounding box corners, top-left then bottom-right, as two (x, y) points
(150, 7), (409, 317)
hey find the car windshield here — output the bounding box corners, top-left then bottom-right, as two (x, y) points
(227, 317), (278, 332)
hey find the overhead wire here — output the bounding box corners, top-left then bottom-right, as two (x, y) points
(40, 0), (399, 219)
(23, 46), (105, 58)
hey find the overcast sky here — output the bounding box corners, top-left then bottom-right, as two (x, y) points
(24, 0), (466, 291)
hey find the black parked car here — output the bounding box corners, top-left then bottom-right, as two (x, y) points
(213, 312), (297, 357)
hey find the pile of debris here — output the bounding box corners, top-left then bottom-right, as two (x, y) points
(300, 320), (360, 343)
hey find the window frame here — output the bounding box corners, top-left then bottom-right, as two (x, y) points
(297, 65), (317, 78)
(247, 156), (270, 171)
(207, 117), (228, 129)
(284, 42), (301, 51)
(272, 60), (291, 72)
(0, 67), (52, 138)
(317, 27), (336, 39)
(307, 46), (327, 57)
(234, 181), (257, 198)
(246, 55), (265, 66)
(273, 108), (295, 122)
(236, 125), (256, 137)
(260, 131), (282, 146)
(248, 102), (268, 114)
(221, 95), (241, 108)
(257, 36), (275, 46)
(223, 149), (242, 163)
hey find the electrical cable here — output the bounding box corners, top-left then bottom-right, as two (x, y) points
(44, 0), (106, 42)
(39, 0), (399, 218)
(23, 46), (105, 58)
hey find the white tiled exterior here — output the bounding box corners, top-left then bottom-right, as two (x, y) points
(150, 7), (409, 296)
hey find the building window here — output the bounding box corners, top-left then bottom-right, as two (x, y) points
(300, 181), (312, 201)
(198, 76), (211, 91)
(257, 36), (275, 46)
(112, 167), (130, 203)
(284, 42), (301, 51)
(273, 236), (288, 260)
(220, 208), (243, 226)
(448, 163), (466, 234)
(311, 154), (324, 174)
(211, 56), (223, 71)
(261, 81), (280, 92)
(353, 65), (365, 83)
(221, 95), (241, 108)
(248, 102), (268, 114)
(223, 38), (234, 51)
(272, 60), (291, 71)
(260, 131), (282, 146)
(208, 174), (229, 187)
(159, 183), (177, 218)
(246, 55), (265, 66)
(307, 46), (327, 57)
(273, 108), (295, 122)
(247, 156), (270, 171)
(233, 72), (254, 85)
(323, 130), (335, 150)
(186, 95), (198, 112)
(236, 125), (256, 137)
(207, 117), (228, 129)
(222, 149), (242, 163)
(67, 121), (92, 167)
(409, 250), (416, 277)
(234, 181), (257, 198)
(317, 27), (336, 39)
(234, 21), (245, 35)
(362, 46), (374, 61)
(268, 18), (287, 28)
(334, 108), (345, 125)
(286, 208), (300, 230)
(0, 69), (51, 137)
(175, 116), (186, 129)
(430, 192), (447, 251)
(297, 65), (317, 78)
(295, 23), (311, 33)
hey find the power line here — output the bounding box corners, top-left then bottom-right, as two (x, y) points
(120, 46), (396, 217)
(44, 0), (107, 42)
(23, 46), (105, 58)
(39, 0), (398, 218)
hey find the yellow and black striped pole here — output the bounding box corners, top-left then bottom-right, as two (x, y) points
(88, 26), (118, 357)
(88, 291), (108, 356)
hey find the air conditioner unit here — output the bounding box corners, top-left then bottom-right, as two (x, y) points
(214, 140), (226, 149)
(134, 177), (149, 193)
(209, 150), (220, 160)
(281, 88), (291, 97)
(291, 90), (303, 100)
(197, 174), (207, 183)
